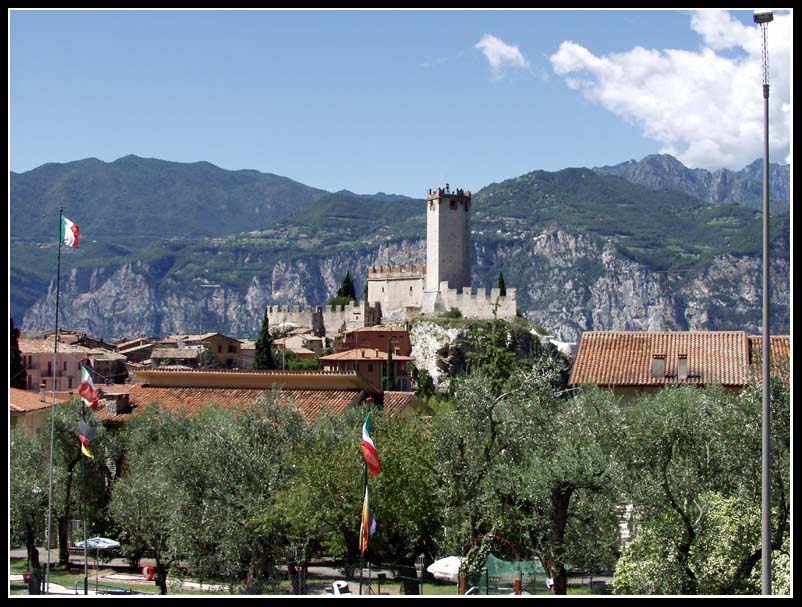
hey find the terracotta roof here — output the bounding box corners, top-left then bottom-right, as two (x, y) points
(127, 385), (363, 423)
(748, 335), (791, 384)
(18, 338), (95, 355)
(569, 331), (752, 387)
(132, 368), (379, 395)
(382, 391), (434, 417)
(10, 388), (72, 414)
(151, 348), (200, 359)
(321, 348), (415, 362)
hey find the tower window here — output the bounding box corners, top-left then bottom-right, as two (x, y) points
(450, 200), (457, 210)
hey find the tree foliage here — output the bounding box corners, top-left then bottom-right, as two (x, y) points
(611, 381), (791, 595)
(10, 317), (27, 389)
(252, 309), (275, 370)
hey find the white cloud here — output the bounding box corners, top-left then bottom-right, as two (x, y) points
(549, 10), (791, 170)
(475, 34), (530, 79)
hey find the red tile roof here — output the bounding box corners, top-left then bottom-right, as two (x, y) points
(10, 388), (72, 414)
(382, 391), (433, 417)
(748, 335), (791, 384)
(321, 348), (414, 362)
(127, 385), (364, 423)
(569, 331), (752, 387)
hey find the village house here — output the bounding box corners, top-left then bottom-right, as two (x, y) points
(569, 331), (790, 401)
(17, 336), (126, 392)
(320, 348), (415, 392)
(158, 332), (243, 368)
(335, 325), (412, 356)
(9, 387), (73, 434)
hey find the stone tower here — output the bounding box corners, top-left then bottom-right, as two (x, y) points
(424, 184), (471, 294)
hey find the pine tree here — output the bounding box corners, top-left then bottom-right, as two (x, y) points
(253, 309), (275, 370)
(10, 318), (26, 389)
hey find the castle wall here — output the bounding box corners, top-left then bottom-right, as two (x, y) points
(267, 301), (380, 338)
(367, 264), (425, 314)
(437, 282), (518, 320)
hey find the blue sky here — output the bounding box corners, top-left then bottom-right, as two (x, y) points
(9, 8), (792, 197)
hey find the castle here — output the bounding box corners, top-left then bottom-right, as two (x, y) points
(267, 185), (517, 336)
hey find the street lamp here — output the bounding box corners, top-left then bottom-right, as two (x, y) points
(752, 9), (772, 596)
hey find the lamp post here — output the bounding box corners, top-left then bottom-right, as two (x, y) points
(753, 9), (772, 596)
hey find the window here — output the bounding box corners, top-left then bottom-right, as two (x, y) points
(228, 344), (236, 353)
(368, 364), (374, 373)
(217, 344), (222, 353)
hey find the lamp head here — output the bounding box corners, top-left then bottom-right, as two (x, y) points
(753, 11), (774, 23)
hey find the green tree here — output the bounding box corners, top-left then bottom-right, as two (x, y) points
(109, 406), (191, 594)
(433, 365), (621, 595)
(612, 381), (790, 595)
(383, 344), (395, 391)
(337, 271), (357, 300)
(20, 400), (114, 567)
(199, 347), (223, 368)
(167, 394), (305, 593)
(10, 427), (49, 570)
(253, 309), (275, 370)
(10, 318), (27, 389)
(369, 413), (443, 594)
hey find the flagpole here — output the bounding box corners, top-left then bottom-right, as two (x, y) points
(359, 398), (371, 596)
(81, 395), (89, 595)
(44, 207), (65, 593)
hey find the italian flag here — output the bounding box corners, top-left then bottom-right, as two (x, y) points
(361, 411), (381, 477)
(61, 215), (79, 248)
(79, 365), (99, 410)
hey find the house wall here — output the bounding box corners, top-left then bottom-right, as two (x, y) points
(341, 329), (412, 357)
(22, 351), (84, 393)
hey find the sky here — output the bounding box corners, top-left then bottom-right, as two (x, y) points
(8, 8), (793, 198)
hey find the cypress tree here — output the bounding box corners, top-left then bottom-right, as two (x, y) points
(498, 272), (506, 297)
(253, 309), (275, 370)
(337, 271), (357, 301)
(10, 318), (26, 389)
(384, 344), (395, 391)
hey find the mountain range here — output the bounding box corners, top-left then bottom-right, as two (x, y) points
(10, 154), (790, 342)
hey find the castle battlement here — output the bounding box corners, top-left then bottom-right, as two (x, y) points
(437, 281), (517, 319)
(267, 304), (319, 315)
(427, 186), (471, 200)
(368, 264), (426, 279)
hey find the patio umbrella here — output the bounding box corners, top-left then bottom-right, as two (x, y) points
(426, 556), (463, 581)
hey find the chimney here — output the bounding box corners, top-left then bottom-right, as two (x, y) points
(40, 382), (46, 402)
(651, 354), (666, 379)
(677, 354), (688, 380)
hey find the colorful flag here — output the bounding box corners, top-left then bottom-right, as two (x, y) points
(79, 365), (99, 410)
(61, 215), (79, 248)
(361, 411), (381, 477)
(358, 484), (377, 556)
(79, 420), (97, 460)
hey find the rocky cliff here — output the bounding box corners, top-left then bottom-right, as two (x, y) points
(22, 229), (789, 344)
